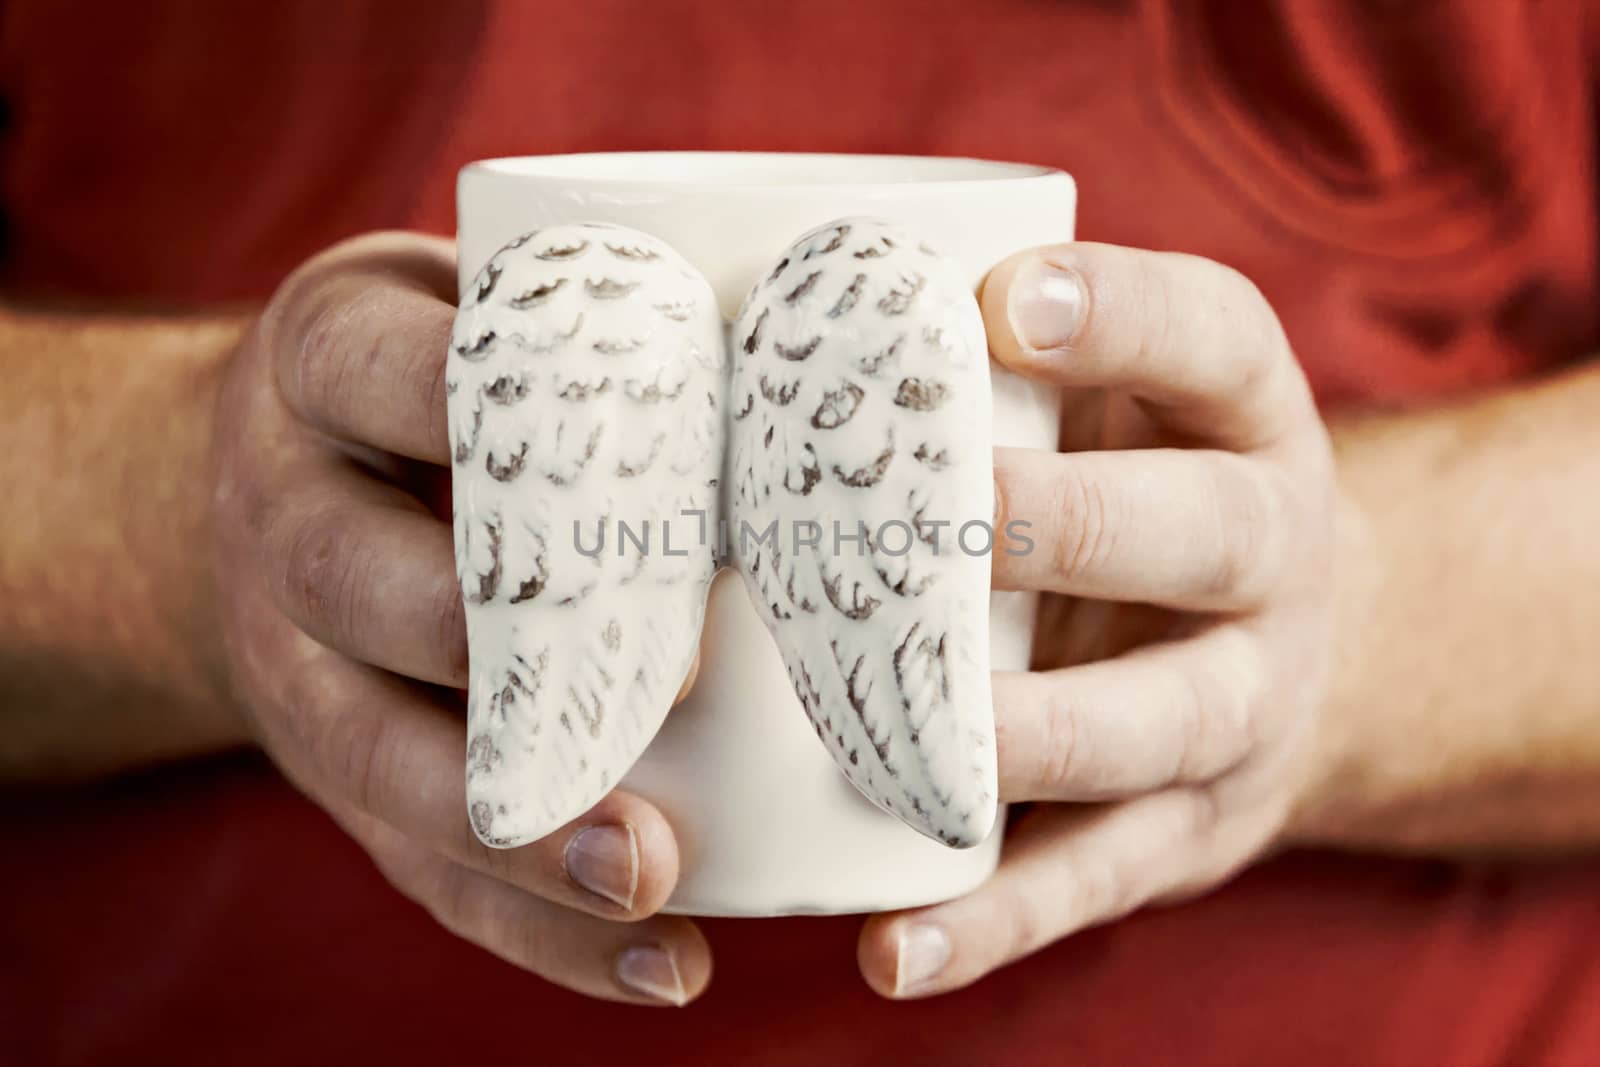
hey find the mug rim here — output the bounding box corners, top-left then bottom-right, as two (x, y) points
(463, 151), (1065, 191)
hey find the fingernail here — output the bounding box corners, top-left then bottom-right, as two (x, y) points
(894, 923), (952, 996)
(616, 944), (688, 1006)
(564, 823), (638, 910)
(1008, 258), (1085, 352)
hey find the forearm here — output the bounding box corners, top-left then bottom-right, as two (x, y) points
(0, 306), (249, 780)
(1292, 362), (1600, 852)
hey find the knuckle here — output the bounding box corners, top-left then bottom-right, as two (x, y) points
(319, 703), (391, 817)
(1172, 667), (1221, 780)
(362, 828), (429, 900)
(1180, 787), (1225, 845)
(1174, 631), (1265, 781)
(469, 835), (519, 884)
(1206, 460), (1290, 601)
(1036, 687), (1088, 793)
(257, 272), (309, 367)
(228, 469), (285, 579)
(263, 272), (326, 402)
(280, 505), (370, 645)
(1052, 465), (1119, 583)
(1211, 262), (1276, 355)
(1149, 255), (1291, 431)
(1211, 263), (1294, 419)
(1213, 261), (1268, 319)
(1128, 255), (1180, 372)
(273, 663), (396, 821)
(1066, 854), (1132, 925)
(999, 883), (1046, 962)
(272, 277), (374, 425)
(991, 458), (1013, 531)
(300, 292), (366, 417)
(276, 661), (332, 757)
(1178, 688), (1243, 781)
(1228, 636), (1273, 750)
(277, 509), (332, 624)
(510, 908), (553, 974)
(1155, 849), (1231, 904)
(415, 862), (477, 940)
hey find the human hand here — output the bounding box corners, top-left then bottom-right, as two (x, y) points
(859, 242), (1339, 997)
(208, 233), (707, 1005)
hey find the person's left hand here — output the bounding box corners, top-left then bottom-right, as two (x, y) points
(857, 242), (1340, 997)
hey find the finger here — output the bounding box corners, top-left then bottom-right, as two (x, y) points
(259, 639), (682, 920)
(859, 790), (1216, 998)
(992, 445), (1293, 610)
(345, 804), (711, 1005)
(981, 243), (1312, 450)
(992, 626), (1264, 801)
(267, 232), (457, 464)
(258, 456), (467, 688)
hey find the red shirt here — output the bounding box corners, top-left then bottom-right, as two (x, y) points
(4, 2), (1599, 1064)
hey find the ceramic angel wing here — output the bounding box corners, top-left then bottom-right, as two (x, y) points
(449, 223), (722, 848)
(726, 218), (998, 847)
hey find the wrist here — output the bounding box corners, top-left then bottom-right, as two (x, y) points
(1282, 481), (1385, 847)
(134, 316), (244, 720)
(0, 310), (252, 779)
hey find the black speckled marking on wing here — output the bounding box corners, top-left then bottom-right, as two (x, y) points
(454, 329), (497, 360)
(831, 431), (895, 487)
(474, 261), (502, 303)
(774, 336), (821, 362)
(876, 273), (926, 315)
(584, 278), (639, 299)
(826, 273), (867, 318)
(893, 377), (950, 411)
(811, 381), (864, 429)
(535, 238), (589, 260)
(784, 271), (822, 304)
(759, 374), (801, 405)
(487, 442), (529, 482)
(510, 278), (567, 308)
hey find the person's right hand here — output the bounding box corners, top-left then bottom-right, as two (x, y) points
(207, 232), (709, 1005)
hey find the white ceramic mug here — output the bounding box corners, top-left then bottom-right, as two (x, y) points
(455, 152), (1075, 915)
